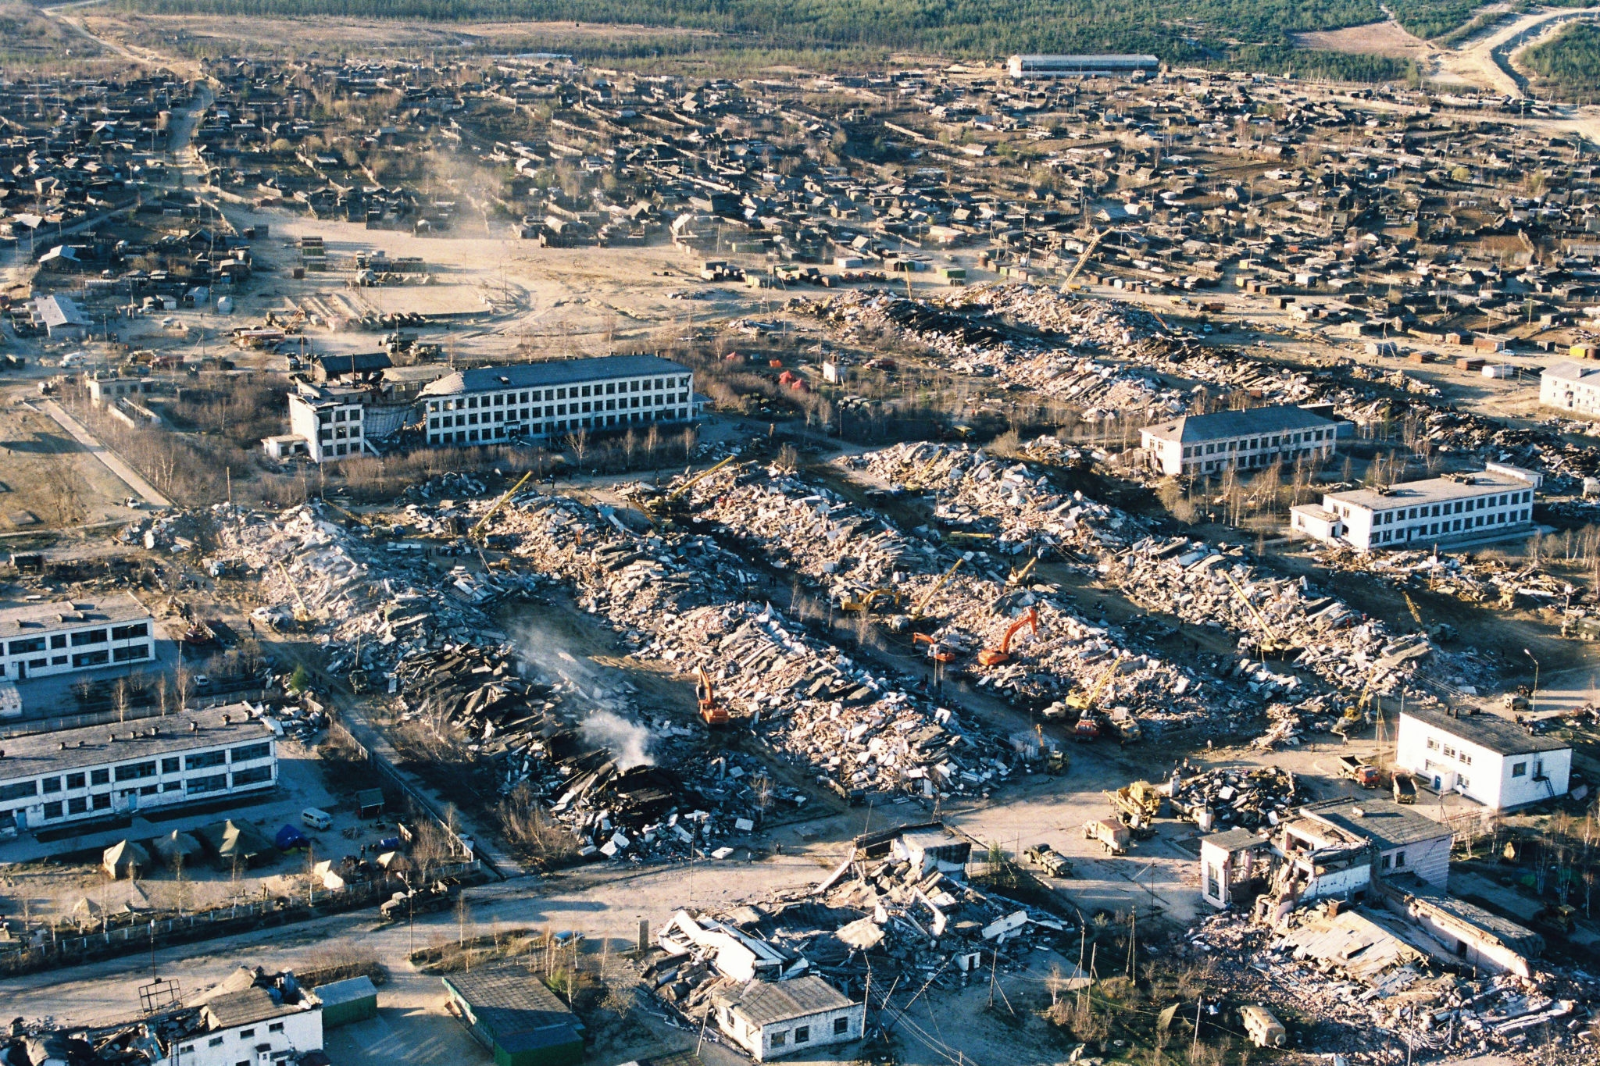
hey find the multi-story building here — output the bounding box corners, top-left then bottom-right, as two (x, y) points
(0, 594), (156, 681)
(1289, 463), (1538, 551)
(1396, 707), (1571, 810)
(286, 383), (366, 463)
(1139, 404), (1339, 477)
(1539, 360), (1600, 417)
(419, 354), (695, 448)
(0, 703), (276, 832)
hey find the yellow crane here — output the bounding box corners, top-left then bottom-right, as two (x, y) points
(469, 471), (535, 543)
(274, 560), (313, 626)
(910, 557), (966, 623)
(1221, 570), (1298, 658)
(1066, 652), (1125, 715)
(839, 588), (903, 614)
(646, 455), (738, 515)
(1007, 555), (1039, 588)
(1402, 590), (1425, 630)
(1062, 228), (1108, 291)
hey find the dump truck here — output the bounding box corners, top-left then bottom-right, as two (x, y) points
(1024, 844), (1073, 877)
(1392, 772), (1416, 804)
(1083, 818), (1130, 855)
(1108, 707), (1142, 744)
(1337, 754), (1384, 789)
(1241, 1005), (1287, 1049)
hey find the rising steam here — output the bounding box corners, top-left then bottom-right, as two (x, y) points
(511, 617), (654, 770)
(579, 709), (654, 770)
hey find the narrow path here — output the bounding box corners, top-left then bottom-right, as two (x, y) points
(40, 400), (172, 508)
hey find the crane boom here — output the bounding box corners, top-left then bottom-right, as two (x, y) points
(911, 557), (966, 620)
(274, 560), (313, 625)
(470, 471), (534, 542)
(1063, 228), (1108, 288)
(664, 455), (737, 505)
(1220, 570), (1295, 655)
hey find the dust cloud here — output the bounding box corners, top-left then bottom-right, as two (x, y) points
(510, 615), (655, 770)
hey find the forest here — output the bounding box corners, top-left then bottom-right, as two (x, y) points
(120, 0), (1491, 71)
(1524, 21), (1600, 104)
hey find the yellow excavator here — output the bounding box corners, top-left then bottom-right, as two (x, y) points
(1221, 570), (1298, 659)
(839, 588), (903, 614)
(908, 557), (966, 629)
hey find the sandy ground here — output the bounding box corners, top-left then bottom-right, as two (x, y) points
(0, 393), (148, 531)
(1294, 18), (1436, 60)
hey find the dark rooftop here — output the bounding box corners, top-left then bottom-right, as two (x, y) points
(1300, 798), (1453, 851)
(715, 974), (855, 1026)
(1401, 706), (1570, 757)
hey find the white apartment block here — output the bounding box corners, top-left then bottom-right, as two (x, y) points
(287, 385), (366, 463)
(1289, 463), (1538, 551)
(1540, 360), (1600, 416)
(1139, 404), (1339, 477)
(0, 703), (276, 832)
(0, 595), (156, 681)
(1396, 707), (1571, 810)
(420, 354), (695, 447)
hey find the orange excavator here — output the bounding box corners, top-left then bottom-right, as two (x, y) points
(978, 607), (1038, 666)
(913, 632), (957, 664)
(695, 666), (728, 727)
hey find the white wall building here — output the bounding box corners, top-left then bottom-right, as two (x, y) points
(0, 595), (156, 681)
(0, 703), (277, 832)
(1139, 404), (1338, 477)
(420, 354), (695, 448)
(1007, 54), (1160, 78)
(1396, 707), (1571, 810)
(159, 969), (323, 1066)
(287, 385), (366, 463)
(1540, 360), (1600, 416)
(713, 976), (864, 1062)
(1290, 463), (1538, 551)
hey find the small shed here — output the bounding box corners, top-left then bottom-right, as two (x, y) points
(355, 789), (386, 819)
(316, 975), (379, 1028)
(443, 964), (584, 1066)
(103, 840), (150, 880)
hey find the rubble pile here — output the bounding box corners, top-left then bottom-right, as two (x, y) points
(493, 493), (1028, 801)
(1167, 765), (1301, 829)
(1311, 547), (1572, 612)
(1105, 536), (1432, 698)
(840, 440), (1135, 559)
(1184, 910), (1597, 1063)
(645, 829), (1073, 1016)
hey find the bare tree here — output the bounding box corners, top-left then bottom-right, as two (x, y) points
(174, 665), (193, 713)
(563, 428), (589, 471)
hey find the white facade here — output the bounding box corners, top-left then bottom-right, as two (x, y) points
(1292, 464), (1538, 551)
(1396, 709), (1571, 811)
(163, 998), (322, 1066)
(1540, 360), (1600, 416)
(288, 391), (365, 463)
(0, 596), (156, 681)
(1140, 405), (1338, 477)
(0, 704), (277, 831)
(421, 355), (695, 448)
(714, 977), (864, 1062)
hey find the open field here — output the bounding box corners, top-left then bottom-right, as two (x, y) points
(0, 401), (148, 531)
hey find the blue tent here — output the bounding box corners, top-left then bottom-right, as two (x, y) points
(275, 824), (309, 851)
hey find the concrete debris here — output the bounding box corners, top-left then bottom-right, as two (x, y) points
(1168, 765), (1300, 830)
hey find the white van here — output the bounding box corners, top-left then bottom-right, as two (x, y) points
(60, 352), (86, 368)
(301, 807), (333, 831)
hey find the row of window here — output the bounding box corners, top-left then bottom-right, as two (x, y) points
(319, 407), (362, 424)
(428, 408), (691, 445)
(16, 767), (275, 822)
(1367, 490), (1533, 527)
(179, 1021), (287, 1054)
(429, 391), (687, 430)
(1423, 736), (1475, 765)
(1187, 445), (1328, 473)
(427, 375), (690, 413)
(0, 742), (272, 801)
(1182, 427), (1333, 459)
(4, 622), (149, 657)
(1367, 509), (1529, 544)
(770, 1017), (852, 1048)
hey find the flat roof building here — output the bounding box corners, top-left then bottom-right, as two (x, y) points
(442, 965), (584, 1066)
(287, 384), (367, 464)
(0, 594), (156, 681)
(1008, 54), (1160, 79)
(1290, 463), (1538, 552)
(0, 702), (277, 833)
(713, 974), (864, 1061)
(1140, 404), (1338, 477)
(419, 354), (696, 448)
(1396, 707), (1570, 810)
(1540, 360), (1600, 417)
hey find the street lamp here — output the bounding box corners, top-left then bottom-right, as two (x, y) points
(1523, 648), (1539, 717)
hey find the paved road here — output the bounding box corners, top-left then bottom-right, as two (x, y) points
(40, 400), (172, 508)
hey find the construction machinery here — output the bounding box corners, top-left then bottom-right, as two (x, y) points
(1241, 1006), (1288, 1050)
(1105, 780), (1163, 836)
(695, 666), (728, 727)
(1392, 772), (1417, 804)
(1221, 571), (1298, 658)
(380, 879), (456, 922)
(1006, 555), (1039, 588)
(1063, 653), (1124, 742)
(469, 471), (534, 543)
(1062, 228), (1108, 291)
(1108, 708), (1142, 744)
(906, 557), (966, 630)
(978, 606), (1038, 666)
(1083, 818), (1130, 855)
(274, 561), (314, 627)
(644, 456), (738, 520)
(913, 631), (957, 664)
(1337, 754), (1384, 789)
(839, 588), (902, 614)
